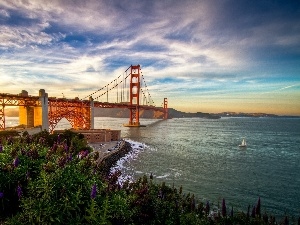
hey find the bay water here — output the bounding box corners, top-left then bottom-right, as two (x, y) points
(5, 116), (300, 218)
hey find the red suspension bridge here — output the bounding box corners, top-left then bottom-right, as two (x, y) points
(0, 65), (168, 133)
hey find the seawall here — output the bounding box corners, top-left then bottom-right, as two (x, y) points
(97, 140), (132, 177)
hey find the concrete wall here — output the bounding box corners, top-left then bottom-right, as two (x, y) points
(54, 129), (121, 143)
(83, 130), (111, 142)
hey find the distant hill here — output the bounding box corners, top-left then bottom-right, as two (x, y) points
(93, 108), (221, 119)
(5, 108), (19, 117)
(6, 107), (297, 119)
(216, 112), (299, 118)
(167, 108), (221, 119)
(93, 108), (165, 118)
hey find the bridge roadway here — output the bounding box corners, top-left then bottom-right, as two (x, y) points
(0, 93), (162, 111)
(0, 92), (167, 132)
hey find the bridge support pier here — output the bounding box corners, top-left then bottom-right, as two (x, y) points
(19, 89), (49, 130)
(39, 89), (49, 131)
(19, 91), (34, 128)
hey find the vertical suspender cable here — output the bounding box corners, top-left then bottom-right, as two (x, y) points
(116, 79), (118, 103)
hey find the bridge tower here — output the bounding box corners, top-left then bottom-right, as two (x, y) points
(164, 98), (168, 119)
(124, 65), (143, 127)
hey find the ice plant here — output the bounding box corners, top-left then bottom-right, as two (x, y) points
(91, 184), (97, 199)
(17, 185), (22, 199)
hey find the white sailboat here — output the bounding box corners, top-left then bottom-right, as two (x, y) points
(239, 138), (247, 147)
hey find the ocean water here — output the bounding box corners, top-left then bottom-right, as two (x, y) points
(5, 116), (300, 217)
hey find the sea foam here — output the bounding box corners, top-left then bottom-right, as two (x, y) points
(110, 139), (148, 185)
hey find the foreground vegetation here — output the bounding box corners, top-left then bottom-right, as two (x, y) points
(0, 130), (299, 224)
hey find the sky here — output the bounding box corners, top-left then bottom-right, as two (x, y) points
(1, 0), (300, 116)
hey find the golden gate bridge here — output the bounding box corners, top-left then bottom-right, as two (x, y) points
(0, 65), (168, 133)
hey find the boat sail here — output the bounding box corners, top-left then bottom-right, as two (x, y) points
(239, 138), (247, 147)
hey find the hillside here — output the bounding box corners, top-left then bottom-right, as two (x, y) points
(93, 108), (220, 119)
(4, 108), (19, 117)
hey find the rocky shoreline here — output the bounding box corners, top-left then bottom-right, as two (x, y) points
(96, 140), (132, 177)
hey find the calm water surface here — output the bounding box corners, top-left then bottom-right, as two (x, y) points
(6, 116), (300, 217)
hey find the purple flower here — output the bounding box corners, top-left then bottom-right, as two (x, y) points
(7, 136), (13, 144)
(17, 185), (22, 199)
(255, 197), (261, 216)
(251, 206), (256, 218)
(39, 137), (45, 144)
(0, 192), (4, 198)
(52, 143), (58, 152)
(67, 154), (72, 162)
(64, 144), (69, 152)
(91, 184), (97, 199)
(13, 157), (20, 167)
(0, 145), (3, 152)
(57, 134), (61, 143)
(222, 198), (227, 217)
(78, 150), (89, 159)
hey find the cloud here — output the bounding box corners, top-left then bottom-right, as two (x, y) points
(0, 8), (10, 17)
(278, 84), (300, 91)
(0, 24), (62, 49)
(0, 0), (299, 114)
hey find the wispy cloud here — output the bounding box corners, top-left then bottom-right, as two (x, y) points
(279, 84), (300, 90)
